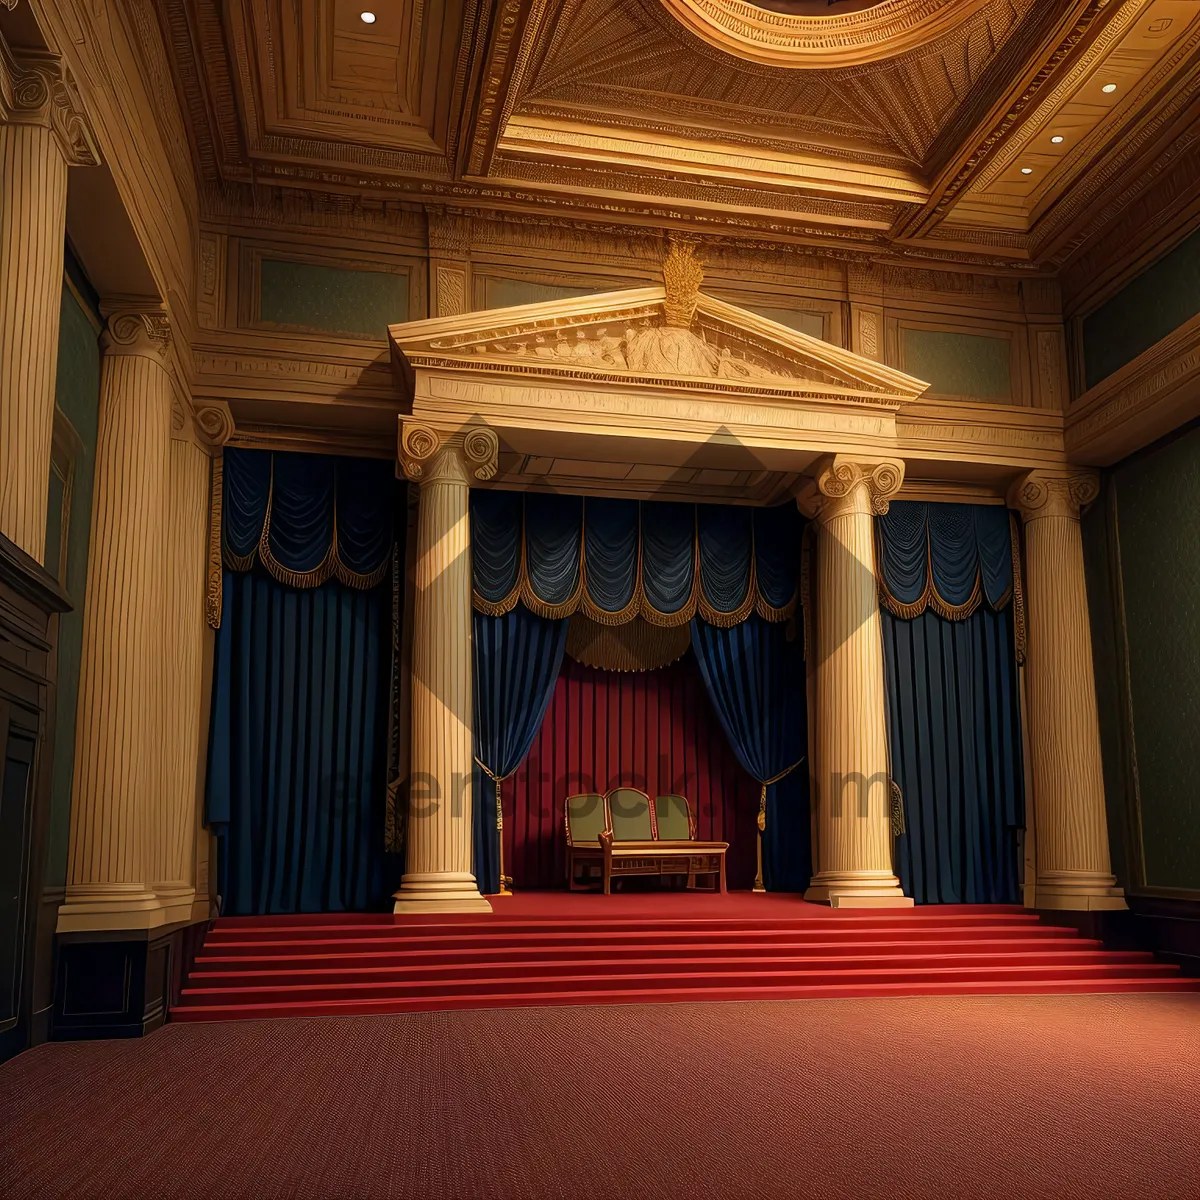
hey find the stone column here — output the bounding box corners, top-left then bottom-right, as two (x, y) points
(393, 420), (497, 914)
(151, 431), (211, 915)
(802, 455), (913, 908)
(0, 41), (99, 561)
(1008, 470), (1126, 911)
(58, 312), (175, 932)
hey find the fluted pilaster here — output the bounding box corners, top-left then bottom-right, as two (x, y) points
(153, 436), (210, 906)
(803, 455), (913, 908)
(0, 40), (99, 561)
(393, 420), (498, 914)
(1009, 470), (1125, 911)
(58, 313), (176, 931)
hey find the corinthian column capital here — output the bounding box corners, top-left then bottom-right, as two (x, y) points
(102, 311), (174, 363)
(800, 454), (906, 522)
(0, 39), (100, 166)
(398, 420), (499, 485)
(1008, 469), (1099, 523)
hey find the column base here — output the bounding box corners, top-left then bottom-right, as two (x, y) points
(1033, 871), (1127, 912)
(804, 871), (914, 909)
(393, 871), (493, 915)
(56, 884), (180, 933)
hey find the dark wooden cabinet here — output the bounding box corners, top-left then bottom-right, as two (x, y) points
(0, 532), (70, 1063)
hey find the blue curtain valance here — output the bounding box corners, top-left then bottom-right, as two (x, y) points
(222, 447), (394, 590)
(471, 492), (802, 628)
(875, 501), (1015, 621)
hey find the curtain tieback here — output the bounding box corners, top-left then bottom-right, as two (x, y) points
(757, 756), (806, 831)
(889, 778), (906, 838)
(474, 756), (512, 831)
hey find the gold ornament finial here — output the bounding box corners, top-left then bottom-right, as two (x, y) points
(662, 239), (704, 328)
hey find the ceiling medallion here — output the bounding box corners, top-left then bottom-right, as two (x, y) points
(658, 0), (993, 69)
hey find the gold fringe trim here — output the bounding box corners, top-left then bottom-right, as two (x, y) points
(566, 614), (691, 672)
(471, 497), (797, 626)
(875, 519), (1015, 622)
(223, 454), (391, 590)
(640, 524), (699, 628)
(206, 451), (224, 629)
(696, 527), (759, 628)
(1010, 511), (1027, 665)
(800, 522), (813, 664)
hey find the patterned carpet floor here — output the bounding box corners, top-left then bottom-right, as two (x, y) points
(3, 993), (1200, 1199)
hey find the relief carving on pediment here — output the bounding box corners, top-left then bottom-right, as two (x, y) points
(449, 320), (791, 381)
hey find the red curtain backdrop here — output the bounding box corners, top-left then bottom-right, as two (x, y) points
(502, 652), (762, 889)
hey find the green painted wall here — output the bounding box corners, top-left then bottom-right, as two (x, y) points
(45, 282), (102, 887)
(259, 259), (409, 338)
(747, 305), (825, 341)
(1083, 227), (1200, 390)
(1080, 496), (1132, 890)
(901, 328), (1012, 400)
(482, 278), (598, 309)
(1111, 424), (1200, 891)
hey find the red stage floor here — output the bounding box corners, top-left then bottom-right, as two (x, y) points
(171, 890), (1200, 1023)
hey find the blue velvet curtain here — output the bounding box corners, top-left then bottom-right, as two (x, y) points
(207, 448), (398, 915)
(207, 572), (394, 914)
(876, 502), (1023, 905)
(472, 605), (569, 895)
(690, 614), (810, 892)
(876, 501), (1012, 617)
(223, 447), (394, 586)
(470, 491), (801, 624)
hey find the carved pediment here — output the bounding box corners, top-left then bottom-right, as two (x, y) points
(390, 247), (929, 406)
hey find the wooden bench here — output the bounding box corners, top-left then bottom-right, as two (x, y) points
(565, 788), (728, 894)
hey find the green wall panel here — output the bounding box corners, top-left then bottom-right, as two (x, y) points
(901, 328), (1012, 400)
(259, 259), (408, 338)
(1083, 227), (1200, 390)
(748, 305), (825, 341)
(482, 278), (598, 309)
(1115, 424), (1200, 891)
(1080, 495), (1131, 889)
(45, 284), (102, 888)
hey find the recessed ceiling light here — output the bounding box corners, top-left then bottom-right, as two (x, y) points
(1021, 167), (1033, 175)
(1051, 135), (1064, 144)
(1102, 82), (1117, 93)
(361, 10), (376, 22)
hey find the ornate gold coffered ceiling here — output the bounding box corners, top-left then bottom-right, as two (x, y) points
(156, 0), (1200, 271)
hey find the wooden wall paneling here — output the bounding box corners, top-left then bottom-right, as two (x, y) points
(0, 533), (70, 1064)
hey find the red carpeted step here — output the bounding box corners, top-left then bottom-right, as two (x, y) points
(170, 974), (1200, 1023)
(172, 901), (1199, 1022)
(197, 924), (1073, 958)
(185, 950), (1161, 988)
(189, 935), (1109, 974)
(179, 958), (1186, 1005)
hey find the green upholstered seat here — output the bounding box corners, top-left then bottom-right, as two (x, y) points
(607, 788), (652, 841)
(566, 793), (607, 847)
(654, 794), (692, 841)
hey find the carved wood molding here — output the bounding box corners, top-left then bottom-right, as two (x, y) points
(0, 38), (100, 166)
(657, 0), (991, 69)
(1066, 314), (1200, 466)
